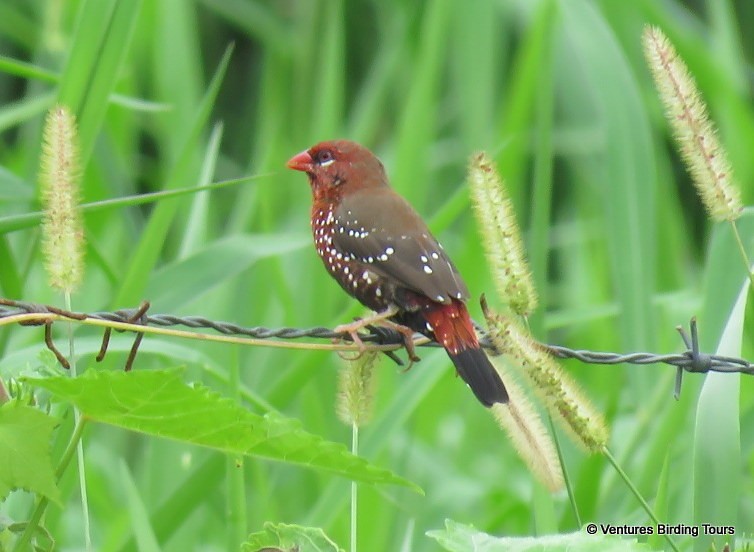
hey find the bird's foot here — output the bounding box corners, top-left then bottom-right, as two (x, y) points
(333, 306), (421, 364)
(334, 311), (390, 359)
(333, 328), (368, 361)
(380, 319), (421, 365)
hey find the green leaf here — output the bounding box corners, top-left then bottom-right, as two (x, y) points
(560, 0), (657, 354)
(427, 520), (652, 552)
(242, 522), (344, 552)
(57, 0), (143, 165)
(0, 401), (60, 504)
(692, 209), (754, 552)
(24, 369), (420, 491)
(119, 460), (160, 552)
(693, 272), (745, 552)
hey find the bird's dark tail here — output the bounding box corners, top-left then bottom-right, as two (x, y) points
(447, 347), (508, 407)
(421, 300), (508, 407)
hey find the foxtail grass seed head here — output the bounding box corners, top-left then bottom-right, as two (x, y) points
(642, 26), (742, 222)
(491, 383), (564, 492)
(336, 350), (379, 427)
(468, 152), (537, 316)
(40, 105), (85, 293)
(484, 307), (608, 452)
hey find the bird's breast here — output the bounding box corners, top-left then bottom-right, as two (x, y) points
(311, 204), (390, 312)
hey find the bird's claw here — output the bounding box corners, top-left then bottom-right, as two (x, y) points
(333, 321), (369, 360)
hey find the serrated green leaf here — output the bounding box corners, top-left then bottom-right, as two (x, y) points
(24, 369), (419, 491)
(242, 522), (344, 552)
(427, 520), (652, 552)
(0, 402), (60, 504)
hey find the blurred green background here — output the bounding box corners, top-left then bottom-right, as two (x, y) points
(0, 0), (752, 550)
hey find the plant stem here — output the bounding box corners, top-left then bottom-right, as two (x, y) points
(350, 423), (359, 552)
(549, 416), (580, 527)
(227, 347), (247, 549)
(65, 292), (92, 551)
(602, 446), (679, 552)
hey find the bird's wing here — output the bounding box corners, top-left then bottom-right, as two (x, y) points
(333, 189), (469, 304)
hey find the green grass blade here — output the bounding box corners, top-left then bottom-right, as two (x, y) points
(118, 461), (161, 552)
(693, 271), (746, 552)
(561, 0), (656, 352)
(112, 44), (234, 307)
(0, 175), (263, 234)
(57, 0), (142, 166)
(392, 0), (452, 206)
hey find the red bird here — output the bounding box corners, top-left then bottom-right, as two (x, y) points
(287, 140), (508, 407)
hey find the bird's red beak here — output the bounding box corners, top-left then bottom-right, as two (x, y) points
(287, 150), (313, 172)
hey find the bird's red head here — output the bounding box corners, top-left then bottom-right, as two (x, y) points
(287, 140), (388, 202)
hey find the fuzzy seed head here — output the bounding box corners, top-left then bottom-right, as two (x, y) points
(485, 308), (608, 452)
(642, 26), (742, 222)
(40, 105), (85, 293)
(336, 350), (379, 427)
(490, 381), (564, 492)
(468, 152), (538, 315)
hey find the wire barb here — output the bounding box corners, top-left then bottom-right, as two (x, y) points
(1, 299), (753, 380)
(44, 321), (69, 369)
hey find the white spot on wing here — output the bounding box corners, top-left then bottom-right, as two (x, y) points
(423, 265), (433, 274)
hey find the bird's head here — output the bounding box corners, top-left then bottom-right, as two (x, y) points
(287, 140), (388, 201)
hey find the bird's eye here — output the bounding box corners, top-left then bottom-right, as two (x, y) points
(315, 150), (335, 166)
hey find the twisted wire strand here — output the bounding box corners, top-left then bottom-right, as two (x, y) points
(1, 301), (752, 375)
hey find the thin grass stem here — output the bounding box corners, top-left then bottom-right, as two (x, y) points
(602, 446), (678, 552)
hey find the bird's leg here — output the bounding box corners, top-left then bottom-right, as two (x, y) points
(334, 305), (421, 363)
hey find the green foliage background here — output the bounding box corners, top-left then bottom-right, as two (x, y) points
(0, 0), (753, 550)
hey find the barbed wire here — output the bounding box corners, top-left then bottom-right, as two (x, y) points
(1, 299), (752, 382)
